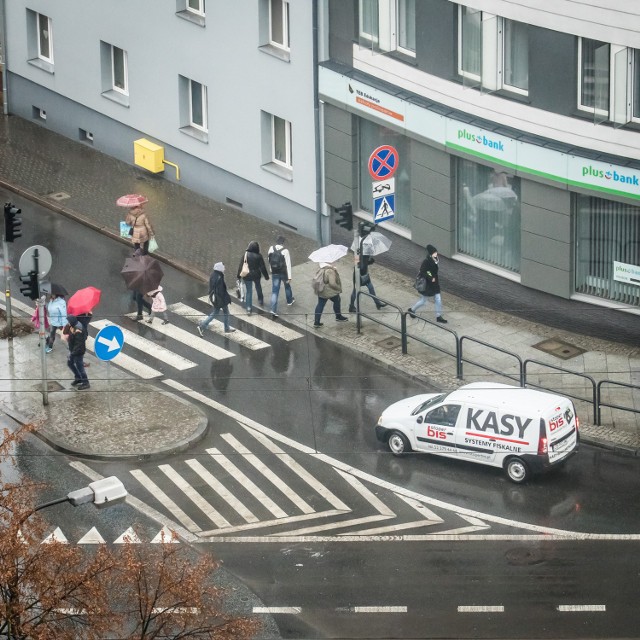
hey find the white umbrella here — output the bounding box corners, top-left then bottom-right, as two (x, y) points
(308, 244), (349, 264)
(351, 231), (392, 256)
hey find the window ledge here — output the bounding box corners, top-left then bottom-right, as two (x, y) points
(259, 43), (290, 63)
(261, 162), (293, 181)
(179, 125), (209, 143)
(175, 10), (205, 27)
(101, 90), (130, 107)
(27, 58), (54, 74)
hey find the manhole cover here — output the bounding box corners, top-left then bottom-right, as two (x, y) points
(31, 381), (65, 392)
(47, 192), (71, 201)
(532, 337), (586, 360)
(375, 336), (402, 350)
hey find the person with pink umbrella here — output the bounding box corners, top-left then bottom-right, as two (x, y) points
(118, 194), (155, 255)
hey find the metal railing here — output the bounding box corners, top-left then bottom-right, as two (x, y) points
(596, 379), (640, 426)
(460, 336), (524, 387)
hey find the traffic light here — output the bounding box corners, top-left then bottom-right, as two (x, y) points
(335, 202), (353, 231)
(3, 203), (22, 242)
(358, 221), (376, 238)
(20, 271), (40, 300)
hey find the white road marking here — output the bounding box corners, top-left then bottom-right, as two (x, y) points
(352, 606), (407, 613)
(124, 312), (234, 359)
(185, 458), (258, 524)
(557, 605), (606, 612)
(458, 605), (504, 613)
(114, 527), (142, 544)
(169, 303), (269, 350)
(434, 513), (490, 535)
(158, 464), (231, 529)
(273, 514), (393, 537)
(198, 296), (304, 341)
(77, 527), (106, 544)
(151, 526), (180, 543)
(220, 433), (315, 515)
(253, 607), (301, 614)
(91, 319), (196, 370)
(207, 448), (288, 519)
(335, 469), (395, 517)
(0, 294), (32, 314)
(42, 527), (68, 544)
(129, 469), (202, 533)
(86, 336), (162, 379)
(396, 495), (444, 522)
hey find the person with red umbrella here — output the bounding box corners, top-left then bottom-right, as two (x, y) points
(118, 194), (155, 255)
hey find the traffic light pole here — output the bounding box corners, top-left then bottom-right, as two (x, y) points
(32, 250), (48, 406)
(2, 237), (13, 337)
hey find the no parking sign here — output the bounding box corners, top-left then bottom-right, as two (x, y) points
(368, 145), (399, 181)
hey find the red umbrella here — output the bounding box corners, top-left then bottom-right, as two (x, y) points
(116, 194), (148, 208)
(67, 286), (102, 315)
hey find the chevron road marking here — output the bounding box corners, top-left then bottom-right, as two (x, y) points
(124, 312), (234, 360)
(335, 469), (395, 517)
(86, 336), (162, 379)
(273, 514), (394, 536)
(91, 319), (196, 370)
(169, 303), (269, 350)
(220, 433), (315, 514)
(197, 296), (304, 341)
(158, 464), (231, 529)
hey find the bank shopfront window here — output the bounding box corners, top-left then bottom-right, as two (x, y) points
(456, 159), (521, 273)
(575, 195), (640, 306)
(358, 118), (411, 229)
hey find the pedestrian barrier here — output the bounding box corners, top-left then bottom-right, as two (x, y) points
(355, 296), (639, 428)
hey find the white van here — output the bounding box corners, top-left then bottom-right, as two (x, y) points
(375, 382), (579, 483)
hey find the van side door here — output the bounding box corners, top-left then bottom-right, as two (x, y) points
(415, 404), (461, 458)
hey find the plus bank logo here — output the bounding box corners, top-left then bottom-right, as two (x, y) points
(457, 128), (504, 152)
(582, 164), (639, 187)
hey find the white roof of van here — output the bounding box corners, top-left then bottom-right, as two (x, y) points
(448, 382), (570, 415)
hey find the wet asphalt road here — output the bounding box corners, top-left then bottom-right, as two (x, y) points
(5, 194), (640, 639)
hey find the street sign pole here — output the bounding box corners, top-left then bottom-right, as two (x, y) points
(94, 325), (125, 417)
(2, 237), (13, 337)
(32, 250), (49, 406)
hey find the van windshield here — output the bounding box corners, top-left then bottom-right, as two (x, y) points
(411, 394), (447, 415)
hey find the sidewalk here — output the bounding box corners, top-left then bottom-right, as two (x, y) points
(0, 114), (639, 455)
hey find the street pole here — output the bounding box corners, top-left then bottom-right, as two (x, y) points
(2, 236), (12, 336)
(32, 249), (48, 406)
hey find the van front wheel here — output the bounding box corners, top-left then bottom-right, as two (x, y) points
(387, 431), (411, 457)
(505, 457), (530, 484)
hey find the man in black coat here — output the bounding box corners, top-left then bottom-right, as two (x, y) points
(197, 262), (236, 335)
(66, 314), (90, 389)
(408, 244), (448, 323)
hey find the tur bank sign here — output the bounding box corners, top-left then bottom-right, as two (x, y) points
(319, 68), (640, 201)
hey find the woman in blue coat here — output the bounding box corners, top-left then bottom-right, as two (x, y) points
(45, 293), (68, 353)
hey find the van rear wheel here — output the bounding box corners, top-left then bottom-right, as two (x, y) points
(505, 457), (530, 484)
(387, 431), (411, 457)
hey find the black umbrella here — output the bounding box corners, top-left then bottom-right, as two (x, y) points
(50, 283), (69, 297)
(121, 255), (164, 293)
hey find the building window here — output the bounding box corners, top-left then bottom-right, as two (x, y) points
(37, 13), (53, 63)
(359, 0), (379, 44)
(458, 6), (481, 81)
(111, 46), (128, 95)
(633, 50), (640, 121)
(189, 80), (208, 131)
(397, 0), (416, 55)
(578, 38), (610, 114)
(502, 19), (528, 94)
(575, 195), (640, 306)
(457, 160), (521, 273)
(270, 0), (290, 50)
(272, 115), (292, 168)
(187, 0), (205, 16)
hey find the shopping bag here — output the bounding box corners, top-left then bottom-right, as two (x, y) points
(235, 278), (246, 302)
(120, 221), (132, 238)
(149, 237), (159, 253)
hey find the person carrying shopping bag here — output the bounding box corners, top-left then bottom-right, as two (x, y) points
(237, 241), (269, 315)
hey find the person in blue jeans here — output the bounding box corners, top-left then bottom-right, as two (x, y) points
(268, 236), (295, 319)
(197, 262), (236, 335)
(65, 314), (90, 390)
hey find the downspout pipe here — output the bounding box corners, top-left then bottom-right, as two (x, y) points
(313, 0), (323, 246)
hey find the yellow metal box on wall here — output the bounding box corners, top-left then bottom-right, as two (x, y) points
(134, 138), (165, 173)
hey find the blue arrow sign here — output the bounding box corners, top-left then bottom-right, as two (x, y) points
(94, 324), (124, 361)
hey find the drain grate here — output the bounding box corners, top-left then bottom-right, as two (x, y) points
(31, 381), (65, 392)
(532, 337), (586, 360)
(375, 336), (402, 350)
(47, 192), (71, 201)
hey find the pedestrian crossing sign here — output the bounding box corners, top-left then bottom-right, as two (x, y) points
(374, 194), (395, 222)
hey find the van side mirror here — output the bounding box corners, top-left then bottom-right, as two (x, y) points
(416, 416), (423, 424)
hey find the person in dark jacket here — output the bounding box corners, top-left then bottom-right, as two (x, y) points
(237, 241), (269, 315)
(348, 251), (386, 312)
(197, 262), (236, 335)
(408, 244), (447, 323)
(65, 314), (90, 389)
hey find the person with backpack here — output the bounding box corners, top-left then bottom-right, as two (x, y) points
(312, 262), (349, 328)
(197, 262), (236, 335)
(237, 240), (269, 315)
(267, 235), (294, 319)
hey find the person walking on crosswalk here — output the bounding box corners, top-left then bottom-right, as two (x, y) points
(237, 241), (269, 315)
(268, 236), (295, 319)
(197, 262), (236, 335)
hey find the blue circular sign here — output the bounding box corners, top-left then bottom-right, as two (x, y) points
(94, 325), (125, 361)
(368, 145), (399, 180)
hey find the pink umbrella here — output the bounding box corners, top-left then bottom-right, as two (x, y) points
(116, 194), (148, 208)
(67, 286), (102, 315)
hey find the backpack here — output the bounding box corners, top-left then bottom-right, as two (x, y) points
(312, 268), (326, 295)
(269, 248), (286, 273)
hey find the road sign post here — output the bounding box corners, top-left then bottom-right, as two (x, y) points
(94, 325), (125, 417)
